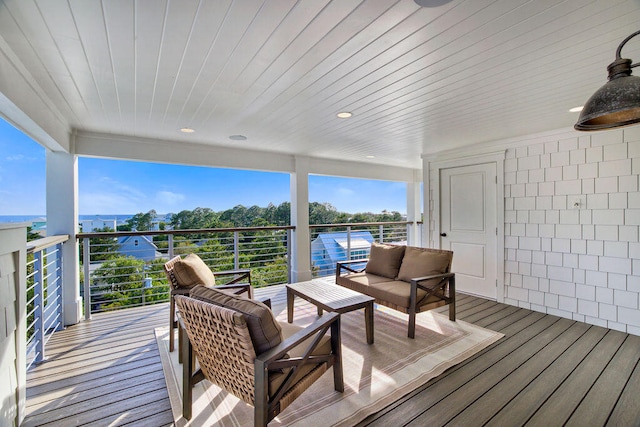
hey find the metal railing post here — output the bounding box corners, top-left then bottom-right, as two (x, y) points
(168, 234), (174, 259)
(286, 229), (292, 284)
(83, 237), (91, 321)
(234, 231), (240, 270)
(34, 250), (45, 364)
(379, 225), (384, 243)
(55, 243), (64, 331)
(346, 226), (352, 261)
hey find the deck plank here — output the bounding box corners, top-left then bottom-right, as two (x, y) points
(23, 286), (640, 427)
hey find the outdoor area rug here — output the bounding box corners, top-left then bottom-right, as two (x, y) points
(156, 301), (503, 426)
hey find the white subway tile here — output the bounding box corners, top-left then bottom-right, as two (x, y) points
(529, 143), (545, 156)
(628, 325), (640, 336)
(578, 299), (599, 317)
(599, 159), (632, 177)
(517, 210), (529, 223)
(629, 140), (640, 157)
(504, 157), (518, 172)
(592, 209), (624, 225)
(576, 284), (596, 301)
(545, 293), (559, 308)
(586, 270), (607, 286)
(586, 146), (603, 163)
(563, 165), (578, 180)
(628, 276), (640, 293)
(531, 263), (547, 278)
(529, 168), (545, 183)
(515, 197), (536, 210)
(505, 260), (519, 273)
(511, 184), (525, 197)
(545, 141), (559, 153)
(599, 256), (632, 274)
(620, 226), (639, 243)
(551, 151), (570, 167)
(587, 193), (609, 209)
(570, 149), (586, 165)
(529, 210), (545, 224)
(526, 224), (539, 237)
(559, 296), (578, 312)
(540, 153), (551, 168)
(629, 192), (640, 208)
(511, 223), (525, 236)
(579, 254), (599, 271)
(618, 307), (640, 327)
(519, 262), (531, 276)
(580, 210), (592, 225)
(518, 155), (540, 170)
(552, 238), (571, 253)
(595, 225), (619, 241)
(607, 273), (627, 290)
(529, 290), (545, 305)
(542, 238), (552, 251)
(532, 251), (545, 264)
(538, 182), (555, 196)
(604, 143), (628, 161)
(596, 287), (614, 304)
(583, 224), (596, 240)
(604, 241), (629, 258)
(539, 224), (555, 238)
(560, 210), (579, 224)
(517, 170), (529, 184)
(564, 253), (579, 268)
(574, 268), (586, 284)
(510, 274), (523, 287)
(599, 303), (617, 321)
(519, 236), (541, 250)
(526, 183), (538, 197)
(587, 240), (604, 256)
(620, 175), (639, 193)
(578, 163), (598, 179)
(550, 280), (576, 297)
(571, 239), (587, 254)
(506, 198), (514, 210)
(539, 278), (550, 292)
(633, 158), (640, 175)
(625, 126), (640, 143)
(595, 176), (618, 193)
(536, 196), (552, 209)
(556, 224), (582, 239)
(579, 136), (591, 149)
(505, 236), (519, 249)
(630, 242), (640, 259)
(517, 249), (532, 263)
(614, 290), (638, 309)
(507, 249), (517, 261)
(546, 166), (563, 182)
(505, 210), (516, 223)
(609, 193), (628, 209)
(505, 171), (516, 185)
(582, 178), (595, 194)
(591, 129), (623, 147)
(546, 252), (563, 266)
(626, 209), (640, 225)
(553, 196), (568, 210)
(559, 138), (578, 152)
(523, 276), (539, 290)
(516, 146), (528, 157)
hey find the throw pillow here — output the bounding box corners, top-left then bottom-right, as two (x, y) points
(397, 246), (452, 283)
(365, 242), (406, 279)
(172, 253), (216, 288)
(189, 285), (283, 355)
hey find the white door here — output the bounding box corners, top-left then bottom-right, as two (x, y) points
(440, 162), (497, 299)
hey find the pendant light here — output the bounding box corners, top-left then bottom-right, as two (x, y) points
(575, 30), (640, 131)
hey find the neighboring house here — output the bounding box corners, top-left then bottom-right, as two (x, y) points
(117, 235), (161, 262)
(80, 218), (117, 232)
(311, 231), (375, 276)
(30, 217), (47, 237)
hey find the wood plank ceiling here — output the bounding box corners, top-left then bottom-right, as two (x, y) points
(1, 0), (639, 169)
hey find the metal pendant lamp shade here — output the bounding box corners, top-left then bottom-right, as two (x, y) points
(575, 30), (640, 131)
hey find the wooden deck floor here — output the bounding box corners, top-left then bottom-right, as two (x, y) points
(24, 285), (640, 426)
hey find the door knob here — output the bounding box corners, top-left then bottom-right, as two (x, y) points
(440, 232), (447, 237)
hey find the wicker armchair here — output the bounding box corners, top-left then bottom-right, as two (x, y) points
(164, 255), (251, 352)
(175, 293), (343, 426)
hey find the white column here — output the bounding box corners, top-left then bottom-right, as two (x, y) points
(46, 151), (82, 326)
(406, 169), (422, 246)
(422, 161), (431, 247)
(290, 157), (312, 282)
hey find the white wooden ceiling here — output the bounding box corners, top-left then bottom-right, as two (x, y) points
(1, 0), (639, 169)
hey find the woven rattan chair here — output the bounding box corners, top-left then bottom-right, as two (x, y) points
(164, 255), (252, 352)
(175, 294), (343, 426)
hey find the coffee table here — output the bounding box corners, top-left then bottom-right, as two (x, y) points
(286, 279), (375, 344)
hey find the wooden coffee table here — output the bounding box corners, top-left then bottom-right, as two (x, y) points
(286, 279), (375, 344)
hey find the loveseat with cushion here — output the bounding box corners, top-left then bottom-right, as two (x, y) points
(336, 243), (455, 338)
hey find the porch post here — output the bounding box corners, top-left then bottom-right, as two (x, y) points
(46, 151), (82, 326)
(290, 156), (312, 282)
(406, 170), (422, 247)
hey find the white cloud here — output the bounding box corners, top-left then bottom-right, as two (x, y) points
(156, 191), (185, 206)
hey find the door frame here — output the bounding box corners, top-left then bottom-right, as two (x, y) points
(426, 151), (506, 303)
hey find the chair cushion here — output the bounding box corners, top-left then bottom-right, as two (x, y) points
(172, 253), (216, 288)
(365, 242), (406, 279)
(397, 247), (452, 283)
(189, 285), (283, 354)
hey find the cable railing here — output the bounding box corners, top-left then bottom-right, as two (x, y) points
(77, 226), (294, 319)
(26, 235), (68, 370)
(309, 221), (412, 277)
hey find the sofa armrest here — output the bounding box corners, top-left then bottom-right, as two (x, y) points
(411, 272), (455, 287)
(336, 259), (368, 276)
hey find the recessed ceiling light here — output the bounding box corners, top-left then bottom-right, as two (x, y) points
(180, 127), (195, 133)
(229, 134), (247, 141)
(366, 155), (375, 159)
(336, 112), (353, 119)
(569, 106), (584, 113)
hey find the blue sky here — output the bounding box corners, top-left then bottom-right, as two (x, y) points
(0, 118), (406, 216)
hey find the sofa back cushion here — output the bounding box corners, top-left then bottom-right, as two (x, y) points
(365, 242), (406, 279)
(397, 247), (452, 283)
(172, 253), (216, 288)
(189, 285), (283, 355)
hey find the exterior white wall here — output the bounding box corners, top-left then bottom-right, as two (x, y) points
(426, 125), (640, 336)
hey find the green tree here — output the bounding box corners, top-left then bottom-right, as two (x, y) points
(120, 210), (157, 231)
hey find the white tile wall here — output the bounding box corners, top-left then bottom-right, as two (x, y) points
(500, 127), (640, 334)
